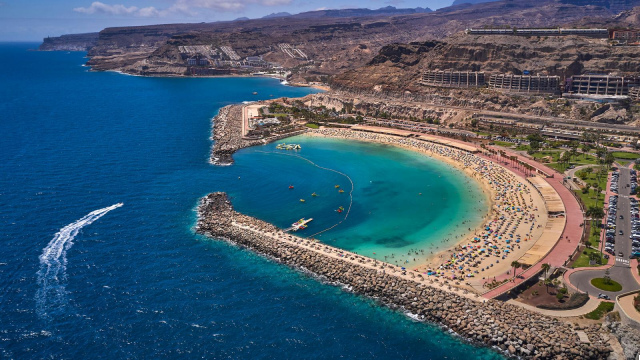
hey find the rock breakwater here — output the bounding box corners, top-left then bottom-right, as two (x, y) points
(196, 192), (611, 360)
(211, 104), (306, 165)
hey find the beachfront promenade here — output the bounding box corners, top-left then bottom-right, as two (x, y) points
(318, 129), (553, 284)
(212, 105), (591, 302)
(481, 147), (584, 299)
(312, 125), (578, 300)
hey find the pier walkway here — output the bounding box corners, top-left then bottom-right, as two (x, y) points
(232, 221), (482, 301)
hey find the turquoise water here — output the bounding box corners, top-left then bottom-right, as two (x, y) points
(232, 136), (488, 267)
(0, 43), (502, 359)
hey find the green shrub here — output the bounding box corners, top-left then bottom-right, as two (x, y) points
(537, 293), (589, 310)
(591, 278), (623, 292)
(585, 302), (615, 320)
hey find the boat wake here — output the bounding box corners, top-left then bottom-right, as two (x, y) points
(36, 203), (123, 319)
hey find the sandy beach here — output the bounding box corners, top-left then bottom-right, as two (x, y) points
(306, 128), (549, 292)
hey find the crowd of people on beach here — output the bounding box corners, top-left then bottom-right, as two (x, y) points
(310, 128), (545, 285)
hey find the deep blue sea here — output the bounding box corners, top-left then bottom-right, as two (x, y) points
(0, 43), (502, 359)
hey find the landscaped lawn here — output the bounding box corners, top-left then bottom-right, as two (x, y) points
(584, 301), (615, 320)
(572, 247), (604, 268)
(587, 226), (601, 248)
(305, 123), (319, 129)
(576, 168), (608, 190)
(547, 163), (567, 173)
(617, 160), (630, 166)
(492, 141), (515, 147)
(531, 150), (561, 162)
(575, 188), (605, 209)
(611, 152), (640, 160)
(590, 278), (623, 292)
(547, 154), (600, 173)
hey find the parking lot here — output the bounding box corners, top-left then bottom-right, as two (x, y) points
(604, 167), (640, 265)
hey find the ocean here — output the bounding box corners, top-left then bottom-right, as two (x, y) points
(0, 43), (502, 359)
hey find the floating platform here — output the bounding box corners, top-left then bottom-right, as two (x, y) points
(276, 143), (301, 150)
(286, 218), (313, 232)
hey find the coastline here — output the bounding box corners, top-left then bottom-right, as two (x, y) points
(195, 192), (609, 359)
(101, 67), (329, 90)
(304, 128), (549, 291)
(208, 99), (549, 291)
(303, 130), (496, 264)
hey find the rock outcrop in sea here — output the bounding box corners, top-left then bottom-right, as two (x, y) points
(196, 192), (612, 360)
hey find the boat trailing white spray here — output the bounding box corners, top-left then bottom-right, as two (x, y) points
(36, 203), (123, 319)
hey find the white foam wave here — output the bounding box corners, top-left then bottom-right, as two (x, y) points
(36, 203), (123, 318)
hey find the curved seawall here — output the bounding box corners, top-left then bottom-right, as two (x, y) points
(196, 192), (610, 360)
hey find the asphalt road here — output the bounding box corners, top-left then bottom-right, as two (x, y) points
(569, 266), (639, 298)
(569, 166), (640, 297)
(613, 167), (633, 263)
(565, 164), (596, 190)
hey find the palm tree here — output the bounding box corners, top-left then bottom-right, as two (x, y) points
(560, 152), (571, 171)
(570, 148), (579, 162)
(540, 262), (551, 293)
(586, 206), (605, 227)
(511, 261), (521, 280)
(581, 144), (591, 159)
(541, 263), (551, 279)
(594, 184), (602, 207)
(605, 152), (615, 169)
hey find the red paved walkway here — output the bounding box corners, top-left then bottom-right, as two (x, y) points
(363, 132), (586, 298)
(633, 259), (640, 286)
(480, 148), (584, 299)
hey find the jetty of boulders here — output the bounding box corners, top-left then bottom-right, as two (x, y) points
(196, 192), (611, 360)
(211, 104), (305, 165)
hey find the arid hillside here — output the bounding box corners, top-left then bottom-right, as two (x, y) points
(332, 31), (640, 93)
(45, 0), (625, 78)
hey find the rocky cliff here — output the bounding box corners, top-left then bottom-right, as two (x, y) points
(39, 32), (99, 51)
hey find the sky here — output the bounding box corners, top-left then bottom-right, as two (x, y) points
(0, 0), (456, 41)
